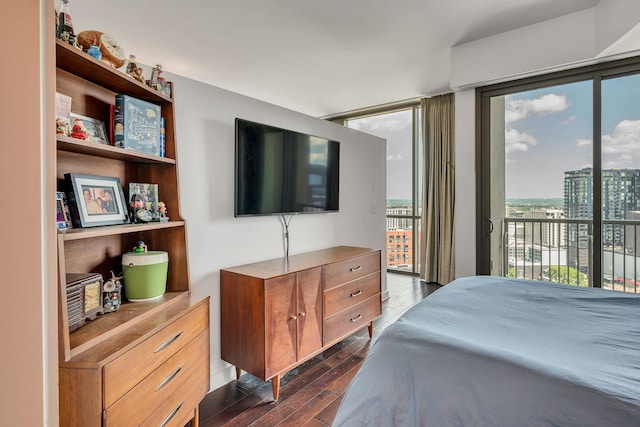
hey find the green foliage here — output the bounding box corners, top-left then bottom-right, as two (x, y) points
(547, 266), (588, 287)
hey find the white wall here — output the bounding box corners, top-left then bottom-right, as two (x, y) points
(165, 73), (387, 390)
(451, 2), (640, 279)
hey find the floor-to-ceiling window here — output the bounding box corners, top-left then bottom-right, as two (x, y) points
(332, 104), (422, 274)
(478, 56), (640, 292)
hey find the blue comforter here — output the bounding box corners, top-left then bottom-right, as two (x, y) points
(333, 276), (640, 426)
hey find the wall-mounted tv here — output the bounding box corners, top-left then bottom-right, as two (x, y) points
(235, 118), (340, 217)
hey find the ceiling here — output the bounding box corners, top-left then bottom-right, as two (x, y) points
(70, 0), (599, 117)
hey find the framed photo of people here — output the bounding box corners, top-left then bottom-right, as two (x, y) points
(65, 173), (130, 228)
(128, 182), (159, 223)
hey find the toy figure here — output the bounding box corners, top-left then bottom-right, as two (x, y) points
(134, 240), (147, 253)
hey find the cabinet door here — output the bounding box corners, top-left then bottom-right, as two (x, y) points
(297, 267), (323, 360)
(265, 274), (297, 377)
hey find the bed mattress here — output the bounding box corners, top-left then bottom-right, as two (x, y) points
(333, 276), (640, 426)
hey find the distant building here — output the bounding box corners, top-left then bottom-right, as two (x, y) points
(564, 168), (640, 269)
(387, 228), (413, 268)
(524, 208), (565, 248)
(386, 208), (413, 230)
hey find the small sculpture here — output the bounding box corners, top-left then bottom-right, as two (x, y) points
(126, 54), (145, 83)
(158, 201), (168, 222)
(70, 117), (87, 140)
(133, 240), (147, 253)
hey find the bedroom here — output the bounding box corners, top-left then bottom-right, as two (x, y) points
(6, 0), (640, 425)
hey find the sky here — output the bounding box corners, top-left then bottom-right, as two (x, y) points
(505, 73), (640, 199)
(347, 72), (640, 203)
(347, 109), (416, 201)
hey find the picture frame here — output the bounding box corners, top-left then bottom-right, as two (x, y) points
(65, 173), (130, 228)
(56, 191), (73, 231)
(55, 92), (72, 136)
(69, 112), (109, 145)
(128, 182), (159, 223)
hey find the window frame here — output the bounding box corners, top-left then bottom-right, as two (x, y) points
(476, 54), (640, 287)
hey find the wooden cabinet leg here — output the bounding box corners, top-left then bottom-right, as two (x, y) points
(368, 321), (374, 338)
(272, 374), (281, 401)
(235, 367), (242, 380)
(191, 406), (199, 427)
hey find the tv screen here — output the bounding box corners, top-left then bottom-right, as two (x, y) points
(235, 118), (340, 217)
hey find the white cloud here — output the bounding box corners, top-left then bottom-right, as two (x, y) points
(369, 117), (411, 132)
(577, 120), (640, 167)
(576, 138), (592, 147)
(505, 93), (571, 123)
(562, 116), (577, 125)
(505, 128), (538, 155)
(602, 120), (640, 167)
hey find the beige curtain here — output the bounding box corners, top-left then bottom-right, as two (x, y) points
(420, 94), (455, 284)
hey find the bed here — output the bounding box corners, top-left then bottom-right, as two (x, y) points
(333, 276), (640, 426)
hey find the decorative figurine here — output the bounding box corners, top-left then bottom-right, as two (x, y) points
(158, 201), (168, 222)
(147, 64), (162, 90)
(87, 45), (102, 60)
(126, 54), (145, 83)
(70, 117), (87, 140)
(133, 240), (147, 253)
(102, 271), (122, 313)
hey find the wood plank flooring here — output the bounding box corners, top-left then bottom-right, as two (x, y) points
(198, 273), (440, 427)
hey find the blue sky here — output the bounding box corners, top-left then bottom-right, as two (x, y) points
(347, 109), (415, 201)
(506, 74), (640, 199)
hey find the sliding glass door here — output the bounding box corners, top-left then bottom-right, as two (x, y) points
(478, 57), (640, 291)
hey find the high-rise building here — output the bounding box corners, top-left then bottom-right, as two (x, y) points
(524, 209), (565, 248)
(564, 168), (640, 269)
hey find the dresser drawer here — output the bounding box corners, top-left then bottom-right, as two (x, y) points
(324, 251), (380, 290)
(323, 295), (381, 344)
(103, 300), (209, 408)
(324, 273), (380, 317)
(104, 329), (209, 426)
(140, 361), (210, 427)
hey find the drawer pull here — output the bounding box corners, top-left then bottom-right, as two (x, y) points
(160, 401), (184, 427)
(349, 265), (362, 273)
(154, 331), (184, 353)
(290, 315), (298, 320)
(299, 311), (306, 317)
(155, 366), (183, 392)
(350, 290), (362, 298)
(350, 314), (362, 322)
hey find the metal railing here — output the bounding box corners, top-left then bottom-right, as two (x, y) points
(502, 217), (640, 293)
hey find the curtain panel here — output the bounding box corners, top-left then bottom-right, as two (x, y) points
(420, 94), (455, 284)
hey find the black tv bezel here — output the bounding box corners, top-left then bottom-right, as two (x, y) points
(234, 118), (340, 217)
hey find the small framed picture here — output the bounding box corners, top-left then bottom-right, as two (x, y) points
(56, 191), (73, 231)
(69, 112), (109, 145)
(65, 173), (130, 228)
(55, 92), (72, 136)
(129, 182), (159, 223)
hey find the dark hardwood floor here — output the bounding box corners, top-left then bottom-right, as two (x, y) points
(198, 273), (440, 427)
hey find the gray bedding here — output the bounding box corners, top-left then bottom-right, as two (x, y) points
(332, 276), (640, 426)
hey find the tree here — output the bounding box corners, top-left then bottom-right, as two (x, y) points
(547, 266), (588, 287)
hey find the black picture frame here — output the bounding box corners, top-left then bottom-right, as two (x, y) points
(65, 173), (130, 228)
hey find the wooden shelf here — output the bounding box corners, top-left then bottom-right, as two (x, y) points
(57, 135), (176, 164)
(59, 220), (185, 241)
(66, 291), (189, 360)
(56, 39), (172, 105)
(56, 36), (206, 426)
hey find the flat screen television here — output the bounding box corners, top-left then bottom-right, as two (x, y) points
(235, 118), (340, 217)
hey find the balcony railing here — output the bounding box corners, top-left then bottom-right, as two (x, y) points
(502, 217), (640, 293)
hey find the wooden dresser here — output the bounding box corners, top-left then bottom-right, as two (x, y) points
(220, 246), (382, 400)
(59, 296), (210, 426)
